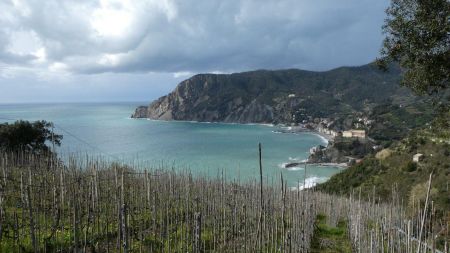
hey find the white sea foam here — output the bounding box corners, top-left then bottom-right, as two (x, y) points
(290, 176), (327, 191)
(243, 123), (274, 127)
(278, 162), (289, 169)
(313, 133), (329, 145)
(287, 166), (304, 171)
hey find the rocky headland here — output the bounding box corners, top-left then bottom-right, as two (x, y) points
(133, 63), (433, 166)
(132, 63), (409, 124)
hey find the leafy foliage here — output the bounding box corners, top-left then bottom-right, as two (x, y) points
(0, 120), (62, 153)
(368, 101), (435, 144)
(378, 0), (450, 96)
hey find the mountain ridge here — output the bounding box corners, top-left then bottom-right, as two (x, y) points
(132, 63), (414, 124)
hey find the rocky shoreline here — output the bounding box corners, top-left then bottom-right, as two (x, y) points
(283, 161), (348, 169)
(277, 125), (371, 168)
(269, 125), (351, 168)
(277, 126), (347, 165)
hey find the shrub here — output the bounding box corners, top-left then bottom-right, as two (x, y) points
(0, 120), (62, 153)
(404, 161), (417, 172)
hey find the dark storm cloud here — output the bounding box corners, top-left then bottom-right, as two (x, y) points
(0, 0), (389, 74)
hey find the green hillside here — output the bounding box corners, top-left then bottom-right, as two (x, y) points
(134, 63), (420, 124)
(317, 115), (450, 245)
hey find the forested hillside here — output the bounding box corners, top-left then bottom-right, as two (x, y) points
(133, 63), (418, 124)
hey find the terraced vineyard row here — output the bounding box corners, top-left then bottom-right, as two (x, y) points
(0, 152), (446, 252)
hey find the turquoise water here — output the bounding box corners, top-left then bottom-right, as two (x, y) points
(0, 102), (343, 187)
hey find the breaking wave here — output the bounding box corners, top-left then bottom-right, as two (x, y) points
(290, 176), (328, 191)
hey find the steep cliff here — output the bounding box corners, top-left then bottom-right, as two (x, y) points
(133, 63), (412, 124)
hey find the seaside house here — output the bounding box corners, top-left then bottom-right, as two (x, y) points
(413, 153), (424, 163)
(342, 129), (366, 138)
(342, 131), (352, 138)
(329, 130), (338, 137)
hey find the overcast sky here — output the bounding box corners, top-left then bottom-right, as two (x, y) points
(0, 0), (389, 103)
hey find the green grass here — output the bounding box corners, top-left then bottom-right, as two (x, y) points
(310, 214), (352, 253)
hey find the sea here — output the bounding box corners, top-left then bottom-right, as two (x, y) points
(0, 102), (344, 188)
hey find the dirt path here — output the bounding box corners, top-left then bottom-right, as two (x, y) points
(310, 214), (352, 253)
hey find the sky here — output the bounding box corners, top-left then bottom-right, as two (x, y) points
(0, 0), (390, 103)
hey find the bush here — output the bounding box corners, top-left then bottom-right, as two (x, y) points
(0, 120), (62, 153)
(404, 161), (417, 172)
(444, 149), (450, 157)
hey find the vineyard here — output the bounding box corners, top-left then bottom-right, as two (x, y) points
(0, 151), (447, 252)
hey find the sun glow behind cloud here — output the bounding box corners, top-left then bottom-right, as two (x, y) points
(91, 0), (134, 38)
(0, 0), (391, 102)
(0, 0), (389, 77)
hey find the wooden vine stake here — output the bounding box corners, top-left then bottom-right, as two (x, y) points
(258, 143), (264, 251)
(417, 172), (433, 253)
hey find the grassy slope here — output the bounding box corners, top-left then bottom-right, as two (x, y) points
(317, 124), (450, 219)
(310, 214), (352, 253)
(317, 118), (450, 248)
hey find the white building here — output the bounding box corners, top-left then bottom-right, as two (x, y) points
(342, 130), (366, 138)
(413, 153), (424, 163)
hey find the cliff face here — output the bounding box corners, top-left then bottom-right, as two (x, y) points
(134, 73), (281, 123)
(132, 106), (148, 118)
(133, 63), (409, 124)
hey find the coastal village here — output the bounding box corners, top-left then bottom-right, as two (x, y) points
(280, 93), (428, 167)
(292, 113), (436, 168)
(286, 113), (377, 167)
